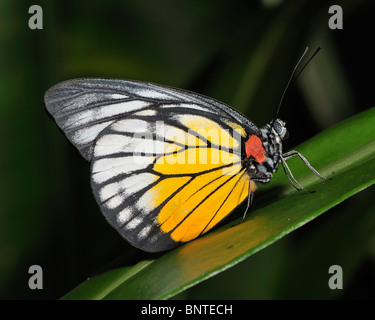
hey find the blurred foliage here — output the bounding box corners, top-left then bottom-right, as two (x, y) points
(0, 0), (374, 299)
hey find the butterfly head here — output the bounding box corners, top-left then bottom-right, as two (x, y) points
(272, 118), (289, 141)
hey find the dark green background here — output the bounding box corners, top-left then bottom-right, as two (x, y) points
(0, 0), (374, 299)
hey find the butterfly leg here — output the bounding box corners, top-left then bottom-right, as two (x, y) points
(282, 150), (330, 180)
(280, 156), (314, 193)
(242, 187), (254, 221)
(231, 181), (254, 228)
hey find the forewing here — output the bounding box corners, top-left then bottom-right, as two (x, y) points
(44, 78), (260, 161)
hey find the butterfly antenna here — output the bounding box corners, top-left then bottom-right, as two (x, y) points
(294, 47), (321, 81)
(274, 46), (321, 120)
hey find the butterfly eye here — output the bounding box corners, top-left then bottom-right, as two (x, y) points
(282, 130), (289, 140)
(273, 119), (288, 140)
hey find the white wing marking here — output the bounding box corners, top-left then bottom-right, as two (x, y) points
(99, 172), (159, 202)
(92, 156), (155, 184)
(63, 100), (151, 130)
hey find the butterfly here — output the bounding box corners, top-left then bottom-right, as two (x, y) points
(44, 75), (328, 252)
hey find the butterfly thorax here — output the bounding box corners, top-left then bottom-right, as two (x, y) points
(243, 119), (288, 184)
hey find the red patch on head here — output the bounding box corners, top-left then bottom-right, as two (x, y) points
(245, 135), (266, 163)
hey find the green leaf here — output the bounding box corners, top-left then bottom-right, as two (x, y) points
(62, 106), (375, 300)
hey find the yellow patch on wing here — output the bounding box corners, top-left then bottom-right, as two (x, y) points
(177, 114), (239, 149)
(157, 169), (235, 233)
(140, 176), (190, 211)
(204, 174), (256, 232)
(170, 171), (251, 242)
(163, 124), (206, 147)
(154, 147), (240, 175)
(225, 120), (247, 138)
(157, 168), (255, 242)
